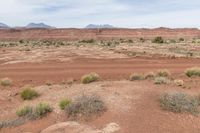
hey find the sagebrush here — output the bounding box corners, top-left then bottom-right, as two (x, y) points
(65, 95), (106, 118)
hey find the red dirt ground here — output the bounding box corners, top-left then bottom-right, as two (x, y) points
(0, 57), (200, 87)
(0, 56), (200, 133)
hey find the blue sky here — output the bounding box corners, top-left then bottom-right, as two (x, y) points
(0, 0), (200, 28)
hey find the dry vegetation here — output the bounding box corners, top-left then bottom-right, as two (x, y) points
(0, 78), (12, 87)
(81, 73), (99, 84)
(160, 92), (199, 114)
(16, 103), (52, 119)
(129, 73), (144, 81)
(65, 95), (106, 119)
(20, 88), (39, 100)
(185, 67), (200, 77)
(59, 99), (71, 110)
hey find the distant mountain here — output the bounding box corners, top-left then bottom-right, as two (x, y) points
(26, 23), (54, 29)
(0, 22), (9, 29)
(85, 24), (115, 29)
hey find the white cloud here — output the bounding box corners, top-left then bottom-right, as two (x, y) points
(0, 0), (200, 28)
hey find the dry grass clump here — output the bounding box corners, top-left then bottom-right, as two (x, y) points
(79, 39), (95, 43)
(16, 103), (52, 119)
(81, 73), (99, 84)
(59, 99), (71, 110)
(160, 92), (199, 114)
(129, 73), (144, 81)
(152, 36), (164, 43)
(65, 95), (106, 119)
(174, 79), (184, 86)
(20, 88), (39, 100)
(0, 78), (12, 87)
(154, 77), (170, 85)
(144, 72), (155, 79)
(185, 67), (200, 77)
(35, 103), (52, 118)
(156, 69), (171, 77)
(16, 106), (33, 117)
(45, 81), (52, 86)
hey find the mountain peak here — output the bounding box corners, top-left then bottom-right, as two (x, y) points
(26, 23), (54, 29)
(0, 22), (9, 29)
(85, 24), (115, 29)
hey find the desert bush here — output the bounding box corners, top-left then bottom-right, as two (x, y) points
(106, 41), (112, 46)
(144, 72), (155, 79)
(185, 67), (200, 77)
(35, 103), (52, 118)
(139, 38), (145, 43)
(65, 95), (106, 118)
(195, 94), (200, 105)
(152, 36), (164, 43)
(174, 79), (184, 86)
(169, 39), (176, 43)
(16, 103), (52, 119)
(20, 88), (39, 100)
(129, 73), (144, 81)
(159, 92), (199, 114)
(79, 39), (95, 43)
(156, 69), (171, 77)
(179, 38), (185, 42)
(128, 39), (133, 43)
(45, 81), (52, 86)
(0, 117), (27, 128)
(186, 52), (194, 57)
(19, 40), (24, 44)
(154, 77), (170, 84)
(16, 106), (33, 117)
(59, 99), (71, 110)
(0, 78), (12, 87)
(81, 73), (99, 84)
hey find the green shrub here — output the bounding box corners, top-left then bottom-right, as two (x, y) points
(16, 103), (52, 119)
(129, 73), (144, 81)
(160, 92), (199, 114)
(65, 95), (106, 118)
(154, 77), (170, 85)
(35, 103), (52, 118)
(20, 88), (39, 100)
(0, 78), (12, 87)
(81, 73), (99, 84)
(152, 36), (164, 43)
(156, 69), (170, 77)
(59, 99), (71, 110)
(185, 67), (200, 77)
(16, 106), (33, 117)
